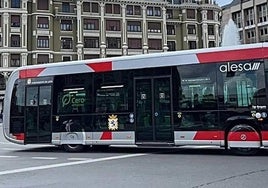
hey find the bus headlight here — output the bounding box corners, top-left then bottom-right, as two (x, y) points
(261, 112), (267, 118)
(255, 112), (261, 119)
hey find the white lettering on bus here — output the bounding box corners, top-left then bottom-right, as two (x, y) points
(219, 62), (260, 73)
(252, 105), (267, 110)
(62, 93), (85, 107)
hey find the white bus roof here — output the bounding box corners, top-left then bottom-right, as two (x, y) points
(14, 42), (268, 79)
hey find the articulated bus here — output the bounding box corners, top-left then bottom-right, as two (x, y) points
(3, 43), (268, 155)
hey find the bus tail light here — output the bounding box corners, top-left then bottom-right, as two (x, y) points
(12, 133), (25, 141)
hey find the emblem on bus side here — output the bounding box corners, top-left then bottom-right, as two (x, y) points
(27, 79), (32, 84)
(108, 114), (118, 131)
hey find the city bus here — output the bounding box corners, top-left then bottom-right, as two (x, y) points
(3, 43), (268, 155)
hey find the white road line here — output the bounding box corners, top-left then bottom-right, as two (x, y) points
(68, 158), (92, 161)
(0, 155), (18, 158)
(0, 153), (147, 176)
(1, 148), (24, 151)
(32, 157), (58, 160)
(0, 142), (14, 145)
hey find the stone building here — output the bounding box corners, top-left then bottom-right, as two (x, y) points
(221, 0), (268, 44)
(0, 0), (221, 107)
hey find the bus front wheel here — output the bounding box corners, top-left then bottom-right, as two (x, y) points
(63, 144), (85, 152)
(227, 124), (260, 155)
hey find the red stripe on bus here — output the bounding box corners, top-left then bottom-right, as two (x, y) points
(19, 68), (45, 79)
(196, 48), (268, 63)
(227, 132), (260, 141)
(13, 133), (25, 141)
(193, 131), (224, 140)
(87, 61), (112, 72)
(261, 131), (268, 140)
(100, 132), (112, 140)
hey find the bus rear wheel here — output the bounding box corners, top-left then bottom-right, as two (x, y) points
(230, 147), (258, 156)
(63, 144), (85, 152)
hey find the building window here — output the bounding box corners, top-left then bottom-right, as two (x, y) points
(246, 30), (255, 39)
(245, 8), (254, 26)
(113, 4), (120, 14)
(0, 35), (2, 47)
(83, 2), (99, 13)
(126, 5), (141, 15)
(167, 25), (175, 35)
(166, 9), (173, 19)
(147, 6), (154, 16)
(187, 9), (195, 19)
(62, 2), (70, 12)
(208, 25), (214, 35)
(62, 56), (71, 62)
(232, 12), (242, 28)
(128, 38), (142, 49)
(148, 39), (162, 50)
(207, 10), (214, 20)
(37, 17), (49, 29)
(107, 37), (121, 49)
(11, 0), (20, 8)
(11, 15), (20, 27)
(37, 36), (49, 48)
(91, 3), (99, 13)
(84, 37), (99, 48)
(83, 2), (90, 12)
(61, 20), (72, 31)
(37, 54), (49, 64)
(106, 20), (121, 31)
(127, 21), (141, 32)
(134, 6), (141, 15)
(106, 4), (112, 14)
(37, 0), (49, 10)
(0, 75), (5, 90)
(61, 38), (73, 49)
(187, 24), (196, 34)
(126, 5), (133, 15)
(147, 6), (161, 16)
(208, 41), (215, 48)
(258, 4), (267, 23)
(84, 19), (99, 30)
(148, 22), (161, 33)
(188, 41), (197, 49)
(11, 35), (20, 47)
(105, 4), (120, 14)
(84, 54), (99, 59)
(167, 41), (176, 51)
(260, 26), (268, 36)
(11, 54), (20, 67)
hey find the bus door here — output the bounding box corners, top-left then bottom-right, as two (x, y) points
(135, 76), (173, 143)
(25, 85), (52, 143)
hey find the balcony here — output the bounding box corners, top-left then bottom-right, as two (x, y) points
(55, 7), (77, 19)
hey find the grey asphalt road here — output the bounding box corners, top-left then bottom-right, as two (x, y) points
(1, 124), (268, 188)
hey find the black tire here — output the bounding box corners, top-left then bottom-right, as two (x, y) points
(230, 147), (258, 156)
(62, 144), (85, 152)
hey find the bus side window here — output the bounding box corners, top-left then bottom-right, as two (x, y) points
(251, 88), (266, 105)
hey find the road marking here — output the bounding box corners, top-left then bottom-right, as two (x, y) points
(32, 157), (58, 160)
(0, 142), (15, 145)
(68, 158), (92, 161)
(1, 148), (24, 151)
(0, 155), (18, 158)
(0, 153), (147, 176)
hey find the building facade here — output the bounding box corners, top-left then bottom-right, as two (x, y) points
(0, 0), (221, 107)
(222, 0), (268, 44)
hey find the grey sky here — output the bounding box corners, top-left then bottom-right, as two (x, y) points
(216, 0), (233, 6)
